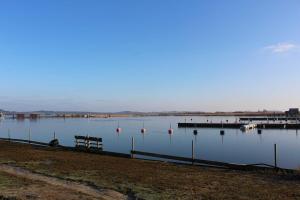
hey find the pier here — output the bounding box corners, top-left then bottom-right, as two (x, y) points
(178, 122), (300, 129)
(240, 117), (300, 121)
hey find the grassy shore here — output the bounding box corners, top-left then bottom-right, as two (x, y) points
(0, 141), (300, 199)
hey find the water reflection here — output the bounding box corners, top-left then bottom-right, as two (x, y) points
(0, 116), (300, 169)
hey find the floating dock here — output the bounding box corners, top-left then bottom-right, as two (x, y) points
(178, 123), (300, 129)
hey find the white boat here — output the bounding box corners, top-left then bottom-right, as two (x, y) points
(240, 123), (257, 131)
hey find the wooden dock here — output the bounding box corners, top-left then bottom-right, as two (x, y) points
(178, 122), (300, 129)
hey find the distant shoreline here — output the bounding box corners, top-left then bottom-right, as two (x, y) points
(1, 111), (287, 119)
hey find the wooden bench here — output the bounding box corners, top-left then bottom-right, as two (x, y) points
(75, 135), (103, 150)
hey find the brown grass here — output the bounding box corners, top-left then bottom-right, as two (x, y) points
(0, 141), (300, 199)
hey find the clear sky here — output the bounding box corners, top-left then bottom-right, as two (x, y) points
(0, 0), (299, 112)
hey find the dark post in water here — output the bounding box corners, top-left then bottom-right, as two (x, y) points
(274, 144), (277, 168)
(192, 140), (195, 165)
(131, 137), (135, 159)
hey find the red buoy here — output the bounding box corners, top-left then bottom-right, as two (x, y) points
(116, 121), (122, 133)
(141, 122), (146, 133)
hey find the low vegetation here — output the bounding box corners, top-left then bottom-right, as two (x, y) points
(0, 141), (300, 199)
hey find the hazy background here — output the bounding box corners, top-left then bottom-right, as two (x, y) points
(0, 0), (299, 112)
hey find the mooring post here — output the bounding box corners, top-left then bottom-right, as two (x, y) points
(28, 128), (31, 144)
(192, 140), (195, 164)
(131, 137), (135, 159)
(8, 128), (10, 142)
(274, 143), (277, 168)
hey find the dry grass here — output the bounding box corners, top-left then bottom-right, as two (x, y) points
(0, 141), (300, 199)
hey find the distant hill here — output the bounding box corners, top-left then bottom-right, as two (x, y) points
(0, 109), (286, 117)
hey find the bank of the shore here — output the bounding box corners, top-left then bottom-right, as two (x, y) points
(0, 141), (300, 200)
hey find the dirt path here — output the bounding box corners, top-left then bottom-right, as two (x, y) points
(0, 164), (127, 200)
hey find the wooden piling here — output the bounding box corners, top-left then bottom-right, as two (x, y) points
(131, 137), (135, 159)
(28, 128), (31, 144)
(274, 144), (277, 168)
(8, 129), (10, 142)
(192, 140), (195, 164)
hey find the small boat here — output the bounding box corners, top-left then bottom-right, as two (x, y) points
(240, 123), (257, 131)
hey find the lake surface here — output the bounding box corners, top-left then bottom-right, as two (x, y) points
(0, 116), (300, 169)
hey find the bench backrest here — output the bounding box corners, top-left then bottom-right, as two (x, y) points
(75, 135), (103, 149)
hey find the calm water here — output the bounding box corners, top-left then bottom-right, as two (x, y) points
(0, 116), (300, 169)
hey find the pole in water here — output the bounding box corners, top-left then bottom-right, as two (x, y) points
(192, 140), (195, 164)
(29, 128), (31, 143)
(274, 143), (277, 168)
(8, 128), (10, 141)
(131, 137), (135, 159)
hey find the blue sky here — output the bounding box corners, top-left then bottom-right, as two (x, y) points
(0, 0), (299, 112)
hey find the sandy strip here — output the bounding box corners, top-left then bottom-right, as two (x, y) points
(0, 164), (127, 200)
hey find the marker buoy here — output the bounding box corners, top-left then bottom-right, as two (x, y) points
(220, 130), (225, 135)
(193, 130), (198, 135)
(116, 127), (122, 133)
(168, 124), (173, 134)
(116, 121), (122, 133)
(141, 122), (146, 133)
